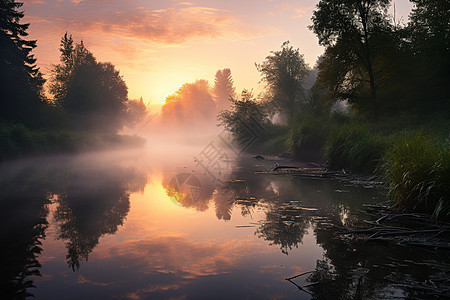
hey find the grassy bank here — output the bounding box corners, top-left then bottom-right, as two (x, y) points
(0, 122), (145, 161)
(382, 133), (450, 219)
(257, 115), (449, 219)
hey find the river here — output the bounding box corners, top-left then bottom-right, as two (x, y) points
(1, 142), (448, 299)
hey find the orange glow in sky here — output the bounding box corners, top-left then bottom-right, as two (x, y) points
(23, 0), (413, 108)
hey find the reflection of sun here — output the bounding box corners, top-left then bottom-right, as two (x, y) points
(166, 186), (185, 207)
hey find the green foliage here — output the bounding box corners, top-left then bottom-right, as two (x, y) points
(0, 122), (144, 161)
(218, 90), (268, 151)
(325, 123), (389, 173)
(50, 33), (129, 132)
(259, 124), (290, 155)
(289, 117), (329, 161)
(310, 0), (392, 119)
(406, 0), (450, 113)
(381, 133), (450, 219)
(311, 0), (450, 119)
(256, 41), (310, 124)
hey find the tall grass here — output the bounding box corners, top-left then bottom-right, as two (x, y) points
(289, 117), (329, 161)
(324, 123), (389, 173)
(381, 133), (450, 219)
(259, 124), (290, 154)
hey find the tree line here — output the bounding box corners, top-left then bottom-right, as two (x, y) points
(221, 0), (449, 127)
(2, 0), (448, 144)
(1, 0), (147, 134)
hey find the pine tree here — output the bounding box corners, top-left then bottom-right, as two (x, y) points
(0, 0), (45, 125)
(212, 68), (236, 111)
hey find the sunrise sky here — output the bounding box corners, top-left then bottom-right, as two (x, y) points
(23, 0), (413, 108)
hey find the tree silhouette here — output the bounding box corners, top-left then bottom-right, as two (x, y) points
(218, 89), (268, 151)
(50, 33), (129, 132)
(256, 41), (309, 124)
(0, 0), (45, 127)
(310, 0), (392, 119)
(0, 201), (48, 299)
(212, 68), (236, 112)
(0, 164), (50, 299)
(125, 97), (149, 128)
(407, 0), (450, 112)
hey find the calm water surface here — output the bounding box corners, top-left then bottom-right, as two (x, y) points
(1, 146), (448, 299)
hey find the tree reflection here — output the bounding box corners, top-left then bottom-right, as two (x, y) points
(256, 202), (311, 254)
(54, 190), (130, 271)
(51, 161), (147, 271)
(162, 172), (215, 212)
(213, 190), (234, 221)
(0, 163), (50, 299)
(307, 199), (450, 299)
(214, 160), (315, 254)
(0, 152), (149, 300)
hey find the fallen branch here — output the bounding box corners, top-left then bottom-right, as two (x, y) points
(285, 271), (313, 280)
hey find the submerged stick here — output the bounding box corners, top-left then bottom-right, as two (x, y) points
(285, 271), (313, 280)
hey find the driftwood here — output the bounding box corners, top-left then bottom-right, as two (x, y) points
(270, 165), (384, 187)
(285, 271), (314, 295)
(338, 205), (450, 251)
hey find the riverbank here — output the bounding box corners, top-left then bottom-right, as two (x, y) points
(0, 122), (145, 161)
(251, 115), (449, 220)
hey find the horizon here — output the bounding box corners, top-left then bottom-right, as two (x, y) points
(23, 0), (413, 109)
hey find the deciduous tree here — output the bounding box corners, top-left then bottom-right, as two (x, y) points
(50, 34), (128, 132)
(256, 41), (309, 124)
(310, 0), (391, 118)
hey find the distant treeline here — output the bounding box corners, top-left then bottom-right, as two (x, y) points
(1, 1), (148, 159)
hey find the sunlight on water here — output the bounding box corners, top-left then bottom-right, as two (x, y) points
(33, 173), (324, 299)
(3, 146), (441, 299)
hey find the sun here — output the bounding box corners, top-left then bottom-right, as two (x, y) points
(162, 91), (174, 103)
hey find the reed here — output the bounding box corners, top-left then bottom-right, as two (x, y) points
(324, 123), (389, 173)
(381, 132), (450, 219)
(289, 117), (328, 161)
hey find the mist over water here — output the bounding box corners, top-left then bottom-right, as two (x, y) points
(1, 132), (448, 299)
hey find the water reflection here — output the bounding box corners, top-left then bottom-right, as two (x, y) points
(0, 151), (149, 297)
(50, 157), (148, 271)
(1, 152), (449, 299)
(162, 172), (215, 212)
(309, 209), (450, 299)
(0, 159), (53, 299)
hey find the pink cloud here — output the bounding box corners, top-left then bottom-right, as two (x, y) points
(94, 235), (266, 278)
(25, 4), (255, 45)
(273, 2), (311, 19)
(27, 0), (47, 4)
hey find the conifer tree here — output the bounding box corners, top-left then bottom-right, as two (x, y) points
(0, 0), (45, 125)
